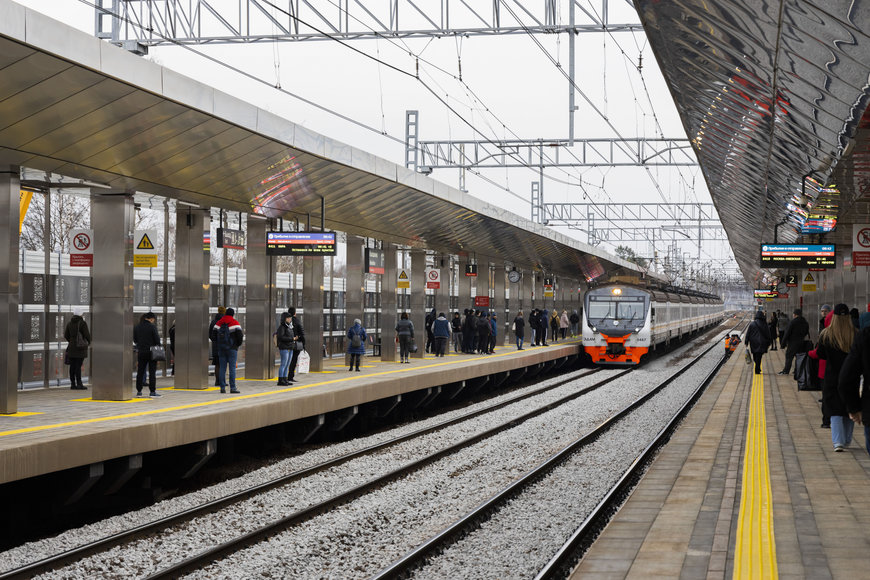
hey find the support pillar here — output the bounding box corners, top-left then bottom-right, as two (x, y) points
(244, 216), (273, 380)
(303, 256), (324, 372)
(0, 167), (20, 414)
(91, 193), (134, 401)
(381, 243), (398, 361)
(174, 206), (210, 388)
(433, 254), (448, 317)
(477, 262), (490, 310)
(411, 249), (426, 358)
(459, 258), (472, 312)
(493, 264), (507, 345)
(346, 236), (364, 327)
(521, 268), (532, 314)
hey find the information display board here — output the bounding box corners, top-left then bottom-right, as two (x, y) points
(266, 232), (337, 256)
(365, 248), (384, 274)
(754, 289), (778, 299)
(216, 228), (246, 250)
(759, 244), (836, 268)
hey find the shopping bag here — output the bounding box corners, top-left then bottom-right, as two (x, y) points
(744, 349), (751, 365)
(296, 350), (310, 374)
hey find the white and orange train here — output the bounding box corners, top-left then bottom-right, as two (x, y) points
(581, 283), (725, 365)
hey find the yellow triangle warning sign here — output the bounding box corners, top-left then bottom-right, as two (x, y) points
(804, 273), (814, 282)
(137, 233), (155, 250)
(398, 270), (409, 280)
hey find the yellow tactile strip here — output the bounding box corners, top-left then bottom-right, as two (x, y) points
(733, 369), (778, 579)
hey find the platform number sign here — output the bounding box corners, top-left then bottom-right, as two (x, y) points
(785, 274), (798, 287)
(70, 229), (94, 267)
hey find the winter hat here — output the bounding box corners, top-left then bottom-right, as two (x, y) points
(72, 307), (83, 316)
(226, 308), (235, 317)
(833, 303), (849, 316)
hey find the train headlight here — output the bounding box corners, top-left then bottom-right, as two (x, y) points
(591, 325), (597, 332)
(612, 288), (622, 295)
(635, 327), (640, 332)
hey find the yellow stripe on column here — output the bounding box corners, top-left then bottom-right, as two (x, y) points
(734, 370), (778, 579)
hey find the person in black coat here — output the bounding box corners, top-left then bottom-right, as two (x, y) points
(778, 308), (810, 374)
(133, 312), (161, 397)
(746, 310), (772, 374)
(839, 313), (870, 455)
(209, 306), (226, 386)
(513, 311), (526, 350)
(64, 307), (91, 390)
(477, 312), (491, 354)
(284, 307), (305, 383)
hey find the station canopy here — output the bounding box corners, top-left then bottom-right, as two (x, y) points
(0, 1), (643, 284)
(637, 0), (870, 283)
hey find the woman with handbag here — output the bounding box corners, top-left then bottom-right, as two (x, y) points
(133, 312), (162, 397)
(276, 312), (296, 385)
(64, 307), (91, 390)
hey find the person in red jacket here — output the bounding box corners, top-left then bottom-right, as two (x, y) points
(211, 307), (244, 394)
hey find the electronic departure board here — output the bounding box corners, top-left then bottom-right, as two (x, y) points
(754, 289), (778, 299)
(266, 232), (337, 256)
(759, 244), (835, 268)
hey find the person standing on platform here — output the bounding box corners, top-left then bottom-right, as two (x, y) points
(809, 304), (856, 451)
(134, 312), (161, 397)
(433, 312), (450, 357)
(569, 310), (580, 338)
(488, 313), (498, 354)
(347, 318), (367, 371)
(424, 308), (436, 353)
(168, 320), (175, 377)
(209, 306), (226, 387)
(212, 307), (243, 393)
(839, 312), (870, 456)
(560, 310), (570, 340)
(276, 312), (295, 385)
(540, 307), (550, 346)
(550, 310), (560, 343)
(284, 307), (305, 383)
(462, 309), (476, 353)
(64, 307), (91, 390)
(746, 310), (772, 375)
(513, 311), (526, 350)
(778, 308), (810, 375)
(777, 310), (789, 348)
(451, 312), (463, 353)
(768, 312), (779, 351)
(396, 312), (414, 363)
(477, 311), (491, 354)
(819, 304), (832, 333)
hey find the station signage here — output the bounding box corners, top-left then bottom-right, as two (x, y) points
(474, 296), (490, 307)
(133, 230), (158, 268)
(216, 227), (246, 250)
(69, 229), (93, 267)
(785, 274), (798, 287)
(753, 289), (778, 299)
(425, 268), (441, 289)
(365, 248), (384, 275)
(852, 224), (870, 266)
(759, 244), (836, 268)
(397, 269), (410, 289)
(465, 264), (478, 277)
(266, 231), (337, 256)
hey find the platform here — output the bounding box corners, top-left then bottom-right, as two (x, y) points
(0, 340), (581, 485)
(572, 347), (870, 578)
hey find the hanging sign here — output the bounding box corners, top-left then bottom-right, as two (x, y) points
(133, 230), (158, 268)
(426, 268), (441, 289)
(397, 269), (410, 289)
(474, 296), (490, 307)
(365, 248), (385, 275)
(785, 274), (798, 287)
(70, 229), (94, 267)
(465, 264), (478, 277)
(801, 272), (816, 292)
(852, 224), (870, 266)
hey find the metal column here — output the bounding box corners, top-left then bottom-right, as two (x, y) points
(381, 243), (398, 361)
(346, 236), (364, 327)
(433, 254), (448, 317)
(459, 258), (472, 312)
(244, 216), (274, 380)
(477, 262), (490, 310)
(173, 206), (211, 388)
(411, 249), (426, 358)
(0, 167), (20, 413)
(493, 263), (507, 345)
(522, 269), (533, 312)
(90, 193), (134, 401)
(303, 256), (324, 372)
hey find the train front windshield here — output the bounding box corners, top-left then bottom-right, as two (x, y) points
(586, 294), (648, 334)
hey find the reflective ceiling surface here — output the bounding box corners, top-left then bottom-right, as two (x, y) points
(0, 1), (641, 283)
(636, 0), (870, 283)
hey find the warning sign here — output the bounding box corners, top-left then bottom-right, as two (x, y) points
(425, 268), (441, 289)
(397, 269), (410, 289)
(853, 224), (870, 266)
(70, 229), (94, 267)
(802, 272), (816, 292)
(133, 230), (158, 268)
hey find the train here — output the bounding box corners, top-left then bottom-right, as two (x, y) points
(581, 283), (725, 365)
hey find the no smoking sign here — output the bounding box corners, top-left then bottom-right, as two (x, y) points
(70, 229), (94, 267)
(426, 268), (441, 289)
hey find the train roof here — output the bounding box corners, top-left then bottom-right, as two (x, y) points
(587, 281), (722, 302)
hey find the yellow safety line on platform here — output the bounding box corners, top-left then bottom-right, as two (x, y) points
(733, 369), (778, 579)
(0, 342), (578, 437)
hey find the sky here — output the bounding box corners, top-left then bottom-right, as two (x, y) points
(16, 0), (740, 283)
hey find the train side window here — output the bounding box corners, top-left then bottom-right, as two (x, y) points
(651, 307), (656, 319)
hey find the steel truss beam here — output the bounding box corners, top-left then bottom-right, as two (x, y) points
(573, 225), (728, 243)
(94, 0), (643, 45)
(418, 138), (696, 169)
(542, 203), (718, 223)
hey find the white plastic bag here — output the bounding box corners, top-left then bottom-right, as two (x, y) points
(296, 350), (310, 374)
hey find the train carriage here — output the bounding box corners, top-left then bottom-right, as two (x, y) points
(582, 283), (725, 365)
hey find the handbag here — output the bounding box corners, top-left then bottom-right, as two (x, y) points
(744, 349), (752, 365)
(64, 348), (71, 365)
(292, 340), (304, 351)
(150, 345), (167, 361)
(75, 321), (88, 348)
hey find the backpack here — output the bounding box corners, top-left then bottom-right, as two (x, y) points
(350, 331), (362, 349)
(217, 324), (233, 351)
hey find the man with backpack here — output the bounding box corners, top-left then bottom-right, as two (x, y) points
(211, 307), (244, 393)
